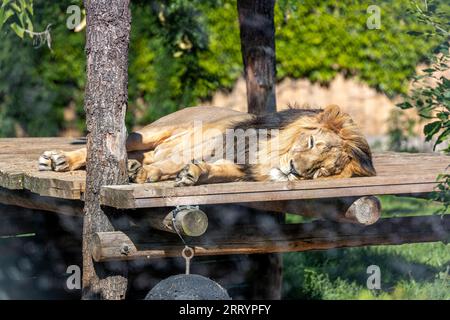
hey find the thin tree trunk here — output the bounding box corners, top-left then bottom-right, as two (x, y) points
(82, 0), (131, 300)
(237, 0), (277, 114)
(237, 0), (281, 299)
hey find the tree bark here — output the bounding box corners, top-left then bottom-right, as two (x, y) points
(237, 0), (277, 114)
(237, 0), (280, 299)
(82, 0), (131, 300)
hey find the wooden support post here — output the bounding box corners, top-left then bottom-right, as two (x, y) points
(82, 0), (131, 300)
(91, 215), (450, 262)
(237, 0), (277, 114)
(142, 207), (208, 237)
(243, 196), (382, 225)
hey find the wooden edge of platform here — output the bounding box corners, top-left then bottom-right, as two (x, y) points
(100, 179), (439, 209)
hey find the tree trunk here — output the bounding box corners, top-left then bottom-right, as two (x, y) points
(82, 0), (131, 300)
(237, 0), (277, 114)
(237, 0), (281, 299)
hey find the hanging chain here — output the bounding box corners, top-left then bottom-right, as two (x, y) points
(172, 206), (198, 275)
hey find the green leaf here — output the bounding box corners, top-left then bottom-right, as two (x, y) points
(397, 101), (413, 109)
(10, 22), (24, 38)
(10, 2), (21, 12)
(407, 30), (423, 36)
(19, 0), (32, 15)
(24, 11), (32, 37)
(4, 8), (14, 21)
(1, 0), (13, 9)
(437, 112), (449, 121)
(26, 0), (32, 15)
(433, 128), (450, 150)
(423, 121), (441, 141)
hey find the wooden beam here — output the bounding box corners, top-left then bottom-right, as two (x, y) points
(91, 215), (450, 262)
(0, 187), (83, 216)
(0, 186), (377, 229)
(243, 196), (381, 225)
(143, 207), (208, 237)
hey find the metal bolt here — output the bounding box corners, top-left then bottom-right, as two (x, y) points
(120, 243), (130, 255)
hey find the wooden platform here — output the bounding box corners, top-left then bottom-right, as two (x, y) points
(0, 138), (448, 209)
(0, 138), (448, 262)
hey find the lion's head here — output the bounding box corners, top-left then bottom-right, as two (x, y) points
(270, 105), (376, 181)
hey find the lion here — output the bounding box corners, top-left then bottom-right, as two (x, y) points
(38, 104), (376, 186)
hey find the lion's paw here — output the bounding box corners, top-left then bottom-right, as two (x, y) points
(38, 151), (70, 172)
(132, 164), (162, 184)
(174, 164), (201, 187)
(127, 159), (142, 182)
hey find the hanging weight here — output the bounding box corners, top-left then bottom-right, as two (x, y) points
(144, 219), (229, 300)
(144, 274), (231, 300)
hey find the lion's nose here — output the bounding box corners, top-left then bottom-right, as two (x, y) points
(289, 160), (301, 178)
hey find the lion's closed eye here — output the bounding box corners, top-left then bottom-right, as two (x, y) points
(308, 135), (314, 149)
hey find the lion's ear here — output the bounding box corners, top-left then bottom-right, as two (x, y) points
(323, 104), (341, 116)
(318, 104), (344, 130)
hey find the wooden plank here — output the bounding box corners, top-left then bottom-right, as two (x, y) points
(92, 215), (450, 261)
(106, 173), (440, 198)
(102, 179), (439, 208)
(0, 138), (85, 199)
(23, 172), (84, 199)
(0, 187), (83, 216)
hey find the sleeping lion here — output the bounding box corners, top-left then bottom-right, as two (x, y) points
(38, 105), (376, 186)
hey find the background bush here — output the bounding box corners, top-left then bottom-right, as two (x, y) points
(0, 0), (448, 136)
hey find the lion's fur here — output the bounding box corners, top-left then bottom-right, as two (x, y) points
(222, 104), (375, 181)
(39, 105), (376, 185)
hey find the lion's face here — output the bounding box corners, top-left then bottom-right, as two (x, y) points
(271, 128), (350, 181)
(268, 105), (376, 182)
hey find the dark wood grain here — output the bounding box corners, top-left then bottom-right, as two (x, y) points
(92, 215), (450, 262)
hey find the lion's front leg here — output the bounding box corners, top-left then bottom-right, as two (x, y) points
(39, 148), (87, 172)
(175, 160), (246, 186)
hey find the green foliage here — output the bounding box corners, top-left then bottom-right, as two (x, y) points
(201, 0), (447, 97)
(397, 0), (449, 213)
(129, 0), (211, 125)
(283, 244), (450, 300)
(283, 196), (450, 300)
(0, 0), (34, 38)
(0, 1), (84, 136)
(387, 109), (419, 152)
(379, 195), (444, 217)
(0, 0), (448, 137)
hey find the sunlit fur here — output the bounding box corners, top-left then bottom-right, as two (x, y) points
(249, 104), (376, 181)
(38, 105), (376, 185)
